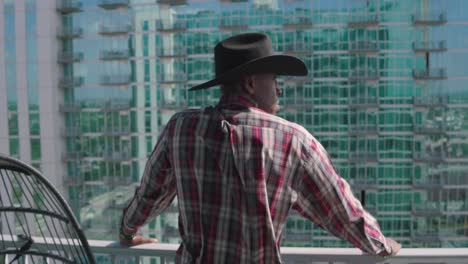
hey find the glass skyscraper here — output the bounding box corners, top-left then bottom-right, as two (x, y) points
(1, 0), (467, 248)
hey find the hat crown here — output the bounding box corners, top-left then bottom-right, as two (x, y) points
(215, 33), (273, 77)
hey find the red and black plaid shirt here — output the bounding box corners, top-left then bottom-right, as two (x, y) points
(122, 95), (391, 263)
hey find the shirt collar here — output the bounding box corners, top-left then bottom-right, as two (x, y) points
(217, 95), (258, 109)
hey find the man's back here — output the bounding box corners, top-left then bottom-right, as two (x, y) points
(168, 96), (306, 263)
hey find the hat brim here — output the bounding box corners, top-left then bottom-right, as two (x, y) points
(188, 55), (308, 91)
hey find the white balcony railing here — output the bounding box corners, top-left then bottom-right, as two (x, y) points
(3, 236), (468, 264)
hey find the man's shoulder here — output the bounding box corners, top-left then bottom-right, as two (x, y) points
(168, 108), (203, 122)
(244, 109), (311, 139)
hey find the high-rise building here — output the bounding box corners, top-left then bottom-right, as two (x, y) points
(1, 0), (467, 248)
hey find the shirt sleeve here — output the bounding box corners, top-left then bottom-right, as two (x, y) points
(121, 124), (176, 235)
(292, 134), (391, 255)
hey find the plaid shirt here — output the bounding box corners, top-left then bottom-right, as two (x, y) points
(121, 95), (391, 263)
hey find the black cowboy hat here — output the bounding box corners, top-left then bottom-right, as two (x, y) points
(189, 32), (308, 91)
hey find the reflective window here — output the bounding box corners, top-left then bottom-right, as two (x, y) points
(31, 138), (41, 161)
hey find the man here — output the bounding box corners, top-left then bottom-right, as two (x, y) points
(119, 33), (401, 263)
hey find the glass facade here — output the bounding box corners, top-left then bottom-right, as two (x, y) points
(2, 0), (468, 248)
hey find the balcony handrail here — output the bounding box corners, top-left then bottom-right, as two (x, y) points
(413, 40), (447, 51)
(3, 235), (468, 263)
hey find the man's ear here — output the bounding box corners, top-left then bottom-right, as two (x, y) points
(241, 75), (255, 95)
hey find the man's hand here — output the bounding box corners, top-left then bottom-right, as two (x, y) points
(119, 235), (158, 247)
(379, 238), (401, 257)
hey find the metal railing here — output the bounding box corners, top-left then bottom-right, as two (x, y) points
(349, 96), (379, 107)
(156, 20), (187, 31)
(98, 0), (129, 9)
(349, 69), (379, 80)
(348, 13), (379, 26)
(3, 237), (468, 264)
(413, 41), (447, 52)
(283, 16), (312, 26)
(58, 51), (84, 63)
(284, 42), (312, 53)
(219, 17), (249, 29)
(413, 68), (447, 79)
(100, 49), (131, 60)
(349, 125), (378, 135)
(157, 46), (187, 57)
(413, 96), (448, 107)
(98, 24), (132, 35)
(100, 75), (132, 85)
(59, 103), (82, 112)
(157, 73), (188, 83)
(349, 41), (379, 53)
(58, 27), (83, 38)
(157, 0), (187, 5)
(56, 0), (83, 13)
(349, 152), (378, 162)
(413, 12), (447, 25)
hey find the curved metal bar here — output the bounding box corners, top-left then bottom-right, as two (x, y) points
(0, 154), (96, 264)
(0, 207), (69, 223)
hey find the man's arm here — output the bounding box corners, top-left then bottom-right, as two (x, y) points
(292, 135), (400, 256)
(120, 125), (176, 245)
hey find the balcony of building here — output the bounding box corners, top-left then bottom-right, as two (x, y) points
(348, 124), (378, 135)
(412, 12), (447, 26)
(348, 152), (378, 162)
(100, 101), (131, 112)
(57, 27), (83, 39)
(349, 69), (379, 81)
(349, 178), (378, 190)
(157, 73), (188, 84)
(59, 103), (82, 113)
(413, 68), (447, 80)
(348, 96), (379, 108)
(348, 13), (379, 27)
(219, 16), (249, 30)
(61, 126), (82, 137)
(413, 123), (445, 134)
(157, 0), (187, 5)
(413, 96), (448, 107)
(158, 98), (188, 109)
(281, 97), (313, 109)
(103, 175), (133, 186)
(103, 149), (131, 162)
(156, 19), (187, 32)
(63, 174), (84, 186)
(59, 76), (84, 88)
(412, 202), (444, 216)
(102, 127), (131, 136)
(3, 238), (467, 264)
(99, 49), (131, 60)
(283, 16), (313, 28)
(61, 151), (83, 162)
(413, 40), (447, 52)
(157, 46), (187, 58)
(98, 24), (132, 35)
(283, 42), (312, 55)
(100, 74), (132, 86)
(98, 0), (129, 9)
(411, 232), (442, 243)
(412, 178), (443, 190)
(191, 44), (211, 55)
(56, 0), (83, 14)
(349, 41), (379, 53)
(413, 152), (446, 162)
(58, 51), (84, 64)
